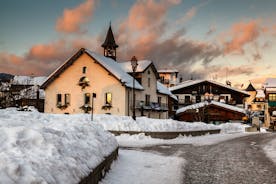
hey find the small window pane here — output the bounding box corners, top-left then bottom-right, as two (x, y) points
(85, 93), (90, 104)
(82, 67), (87, 74)
(57, 94), (62, 105)
(65, 94), (70, 105)
(106, 92), (112, 105)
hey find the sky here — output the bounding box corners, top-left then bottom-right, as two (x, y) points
(1, 0), (276, 88)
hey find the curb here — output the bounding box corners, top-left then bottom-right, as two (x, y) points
(79, 147), (119, 184)
(109, 129), (221, 139)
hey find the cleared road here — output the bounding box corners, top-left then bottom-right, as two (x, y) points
(134, 133), (276, 184)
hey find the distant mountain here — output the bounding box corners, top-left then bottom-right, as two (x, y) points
(0, 73), (14, 82)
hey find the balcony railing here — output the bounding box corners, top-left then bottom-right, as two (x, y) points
(135, 101), (168, 111)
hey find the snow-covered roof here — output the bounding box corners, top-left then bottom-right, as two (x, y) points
(118, 60), (152, 73)
(265, 87), (276, 92)
(170, 80), (249, 95)
(158, 69), (178, 73)
(12, 76), (47, 86)
(156, 81), (177, 100)
(86, 50), (143, 90)
(264, 78), (276, 88)
(176, 100), (246, 115)
(42, 48), (143, 90)
(256, 89), (265, 98)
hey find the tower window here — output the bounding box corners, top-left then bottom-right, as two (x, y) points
(82, 67), (87, 74)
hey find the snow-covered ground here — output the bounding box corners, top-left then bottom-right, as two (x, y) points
(0, 108), (252, 183)
(263, 138), (276, 164)
(100, 149), (185, 184)
(0, 108), (118, 184)
(116, 132), (254, 147)
(93, 114), (247, 132)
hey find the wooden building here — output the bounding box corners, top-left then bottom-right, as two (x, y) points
(175, 101), (246, 123)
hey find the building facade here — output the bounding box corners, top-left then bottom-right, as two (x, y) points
(41, 25), (173, 119)
(170, 80), (249, 123)
(158, 69), (179, 88)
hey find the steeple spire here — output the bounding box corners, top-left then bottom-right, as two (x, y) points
(101, 23), (119, 61)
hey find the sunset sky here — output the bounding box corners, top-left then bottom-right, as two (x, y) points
(1, 0), (276, 88)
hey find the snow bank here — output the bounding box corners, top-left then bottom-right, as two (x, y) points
(263, 138), (276, 164)
(93, 114), (248, 133)
(0, 108), (118, 184)
(116, 133), (254, 148)
(93, 115), (220, 132)
(218, 123), (249, 134)
(100, 149), (185, 184)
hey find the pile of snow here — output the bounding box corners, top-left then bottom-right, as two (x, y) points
(93, 115), (219, 132)
(93, 114), (247, 133)
(263, 138), (276, 164)
(100, 149), (185, 184)
(0, 108), (118, 184)
(218, 123), (249, 134)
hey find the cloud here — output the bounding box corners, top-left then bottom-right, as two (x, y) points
(0, 36), (100, 76)
(116, 0), (220, 77)
(56, 0), (96, 34)
(221, 20), (262, 54)
(176, 6), (197, 24)
(206, 25), (216, 36)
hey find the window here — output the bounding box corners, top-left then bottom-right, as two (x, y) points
(148, 78), (150, 87)
(82, 67), (87, 74)
(184, 95), (190, 103)
(105, 92), (112, 105)
(269, 94), (276, 101)
(65, 94), (70, 105)
(145, 95), (150, 106)
(158, 97), (162, 105)
(57, 94), (62, 106)
(84, 93), (90, 104)
(148, 70), (151, 75)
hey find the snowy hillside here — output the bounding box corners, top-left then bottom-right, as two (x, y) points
(0, 108), (118, 184)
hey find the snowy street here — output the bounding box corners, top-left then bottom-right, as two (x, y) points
(127, 133), (276, 184)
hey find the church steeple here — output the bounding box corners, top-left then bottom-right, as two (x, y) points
(101, 23), (119, 61)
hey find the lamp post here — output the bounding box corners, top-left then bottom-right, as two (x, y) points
(131, 56), (138, 120)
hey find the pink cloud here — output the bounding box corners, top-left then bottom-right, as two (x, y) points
(56, 0), (96, 34)
(0, 36), (100, 76)
(222, 20), (262, 54)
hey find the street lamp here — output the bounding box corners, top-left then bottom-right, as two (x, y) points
(131, 56), (138, 120)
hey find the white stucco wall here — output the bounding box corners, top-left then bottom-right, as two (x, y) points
(126, 66), (168, 119)
(44, 53), (127, 115)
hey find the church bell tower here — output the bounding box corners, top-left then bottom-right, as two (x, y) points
(101, 23), (119, 61)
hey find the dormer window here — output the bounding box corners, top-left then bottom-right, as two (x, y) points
(82, 67), (87, 74)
